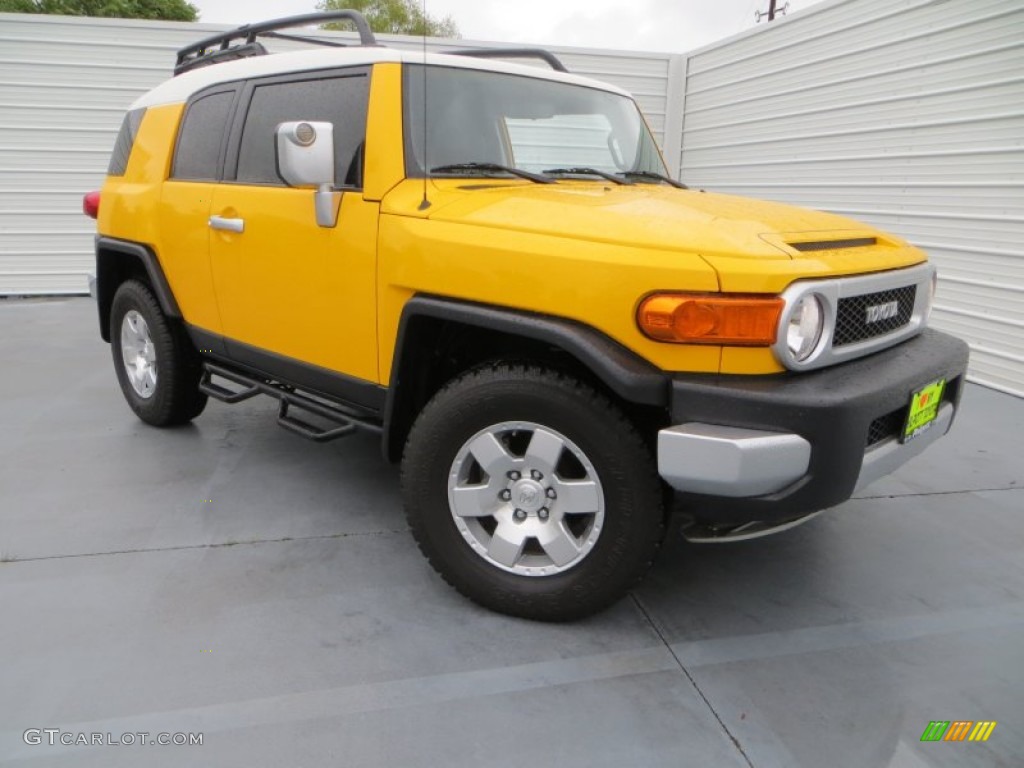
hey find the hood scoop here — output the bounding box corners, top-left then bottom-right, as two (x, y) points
(789, 237), (878, 252)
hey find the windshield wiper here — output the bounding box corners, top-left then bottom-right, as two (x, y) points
(430, 163), (555, 184)
(542, 167), (634, 185)
(620, 170), (688, 189)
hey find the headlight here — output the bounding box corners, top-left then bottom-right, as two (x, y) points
(786, 294), (824, 362)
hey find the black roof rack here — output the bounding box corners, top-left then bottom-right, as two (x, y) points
(174, 11), (378, 76)
(444, 48), (569, 73)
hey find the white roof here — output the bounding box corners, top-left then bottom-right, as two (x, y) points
(132, 47), (630, 109)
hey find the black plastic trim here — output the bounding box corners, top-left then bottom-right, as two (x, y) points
(185, 325), (229, 359)
(403, 296), (665, 402)
(669, 329), (970, 524)
(94, 237), (181, 341)
(382, 295), (668, 460)
(187, 325), (385, 415)
(790, 237), (877, 252)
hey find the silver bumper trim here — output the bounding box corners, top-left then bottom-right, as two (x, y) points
(854, 402), (954, 492)
(682, 511), (823, 543)
(658, 423), (811, 497)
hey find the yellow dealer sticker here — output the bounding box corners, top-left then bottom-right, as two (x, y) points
(903, 379), (946, 443)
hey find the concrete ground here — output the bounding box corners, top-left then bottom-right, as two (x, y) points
(1, 297), (1021, 768)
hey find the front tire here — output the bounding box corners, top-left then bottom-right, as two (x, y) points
(401, 365), (664, 621)
(109, 279), (207, 426)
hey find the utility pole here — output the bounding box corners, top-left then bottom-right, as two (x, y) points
(756, 0), (789, 22)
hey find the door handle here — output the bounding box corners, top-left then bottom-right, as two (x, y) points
(209, 215), (245, 233)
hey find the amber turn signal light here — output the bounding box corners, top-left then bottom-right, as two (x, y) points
(637, 294), (784, 345)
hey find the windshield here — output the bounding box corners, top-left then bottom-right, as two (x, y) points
(404, 65), (667, 179)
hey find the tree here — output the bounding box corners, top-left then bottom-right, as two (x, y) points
(317, 0), (459, 38)
(0, 0), (198, 21)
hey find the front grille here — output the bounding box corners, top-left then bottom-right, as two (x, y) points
(867, 408), (905, 447)
(834, 285), (916, 347)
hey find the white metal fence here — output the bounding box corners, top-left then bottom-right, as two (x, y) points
(1, 0), (1021, 394)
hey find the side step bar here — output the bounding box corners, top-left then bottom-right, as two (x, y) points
(199, 362), (382, 443)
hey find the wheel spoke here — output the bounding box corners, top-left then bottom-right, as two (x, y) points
(487, 523), (526, 567)
(451, 484), (501, 517)
(537, 523), (581, 567)
(525, 429), (564, 474)
(121, 329), (140, 356)
(467, 432), (514, 476)
(447, 418), (607, 577)
(554, 479), (601, 515)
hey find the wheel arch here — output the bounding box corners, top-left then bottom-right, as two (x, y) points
(382, 295), (669, 462)
(95, 236), (181, 342)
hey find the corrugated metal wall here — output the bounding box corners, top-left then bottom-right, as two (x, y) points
(676, 0), (1024, 396)
(0, 12), (672, 296)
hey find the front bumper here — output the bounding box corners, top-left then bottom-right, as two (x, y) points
(657, 329), (970, 524)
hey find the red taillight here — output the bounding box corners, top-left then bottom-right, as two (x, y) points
(83, 191), (100, 219)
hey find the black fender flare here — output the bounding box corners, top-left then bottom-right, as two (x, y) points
(382, 295), (669, 461)
(95, 236), (181, 341)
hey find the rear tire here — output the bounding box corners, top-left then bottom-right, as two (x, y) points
(109, 279), (207, 426)
(401, 364), (664, 621)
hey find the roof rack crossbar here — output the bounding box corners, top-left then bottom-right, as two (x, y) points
(261, 31), (351, 49)
(174, 10), (378, 76)
(445, 48), (569, 73)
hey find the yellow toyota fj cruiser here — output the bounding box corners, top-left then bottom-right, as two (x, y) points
(86, 11), (969, 620)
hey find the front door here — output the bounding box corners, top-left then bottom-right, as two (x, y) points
(209, 68), (379, 387)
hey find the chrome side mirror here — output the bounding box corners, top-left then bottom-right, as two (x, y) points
(276, 121), (340, 228)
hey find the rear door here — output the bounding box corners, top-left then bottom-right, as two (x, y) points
(159, 85), (240, 337)
(209, 68), (380, 390)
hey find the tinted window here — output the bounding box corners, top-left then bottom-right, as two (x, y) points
(107, 108), (146, 176)
(172, 91), (234, 181)
(236, 74), (369, 187)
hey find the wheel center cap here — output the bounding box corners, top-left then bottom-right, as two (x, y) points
(511, 479), (545, 513)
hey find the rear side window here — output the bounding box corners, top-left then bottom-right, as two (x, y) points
(107, 108), (146, 176)
(235, 73), (369, 187)
(172, 90), (235, 181)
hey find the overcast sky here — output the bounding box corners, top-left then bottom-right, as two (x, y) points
(190, 0), (830, 54)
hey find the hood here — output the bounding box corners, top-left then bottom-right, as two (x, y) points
(416, 180), (890, 260)
(382, 180), (929, 292)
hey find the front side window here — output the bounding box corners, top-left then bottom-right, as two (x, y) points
(403, 65), (666, 178)
(235, 73), (369, 187)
